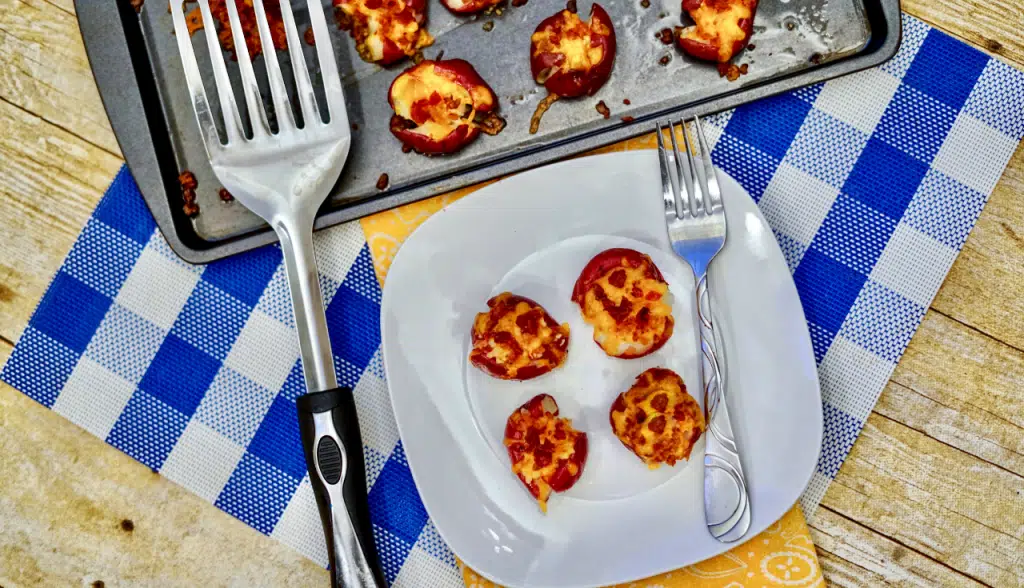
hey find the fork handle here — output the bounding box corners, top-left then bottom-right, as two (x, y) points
(696, 272), (752, 543)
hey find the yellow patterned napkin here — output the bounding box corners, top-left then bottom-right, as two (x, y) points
(358, 133), (823, 588)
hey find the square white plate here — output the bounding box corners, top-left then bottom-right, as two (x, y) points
(380, 151), (822, 588)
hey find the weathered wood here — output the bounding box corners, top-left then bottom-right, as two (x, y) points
(903, 0), (1024, 68)
(821, 414), (1024, 587)
(875, 380), (1024, 476)
(0, 378), (328, 587)
(0, 99), (122, 344)
(811, 507), (986, 587)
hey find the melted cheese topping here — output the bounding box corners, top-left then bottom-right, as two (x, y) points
(531, 11), (606, 73)
(610, 368), (705, 467)
(470, 293), (570, 380)
(683, 0), (753, 61)
(579, 263), (673, 357)
(505, 396), (585, 512)
(392, 63), (495, 141)
(337, 0), (432, 63)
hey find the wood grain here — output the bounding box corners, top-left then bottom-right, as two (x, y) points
(810, 507), (985, 587)
(0, 98), (122, 344)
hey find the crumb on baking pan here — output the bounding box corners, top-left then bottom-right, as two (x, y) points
(595, 100), (610, 119)
(376, 173), (390, 190)
(218, 188), (234, 202)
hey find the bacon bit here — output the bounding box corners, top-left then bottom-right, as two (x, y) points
(475, 111), (507, 136)
(182, 188), (197, 204)
(183, 201), (200, 218)
(809, 53), (823, 65)
(483, 20), (495, 31)
(747, 43), (756, 50)
(717, 62), (749, 82)
(376, 173), (390, 190)
(623, 98), (631, 105)
(435, 50), (445, 60)
(185, 7), (204, 35)
(621, 116), (635, 123)
(640, 0), (650, 7)
(511, 0), (528, 6)
(218, 188), (234, 202)
(657, 28), (674, 45)
(304, 26), (316, 45)
(595, 100), (610, 119)
(566, 0), (577, 12)
(334, 6), (351, 30)
(658, 54), (671, 66)
(529, 93), (559, 134)
(130, 0), (144, 13)
(178, 170), (198, 191)
(351, 122), (359, 131)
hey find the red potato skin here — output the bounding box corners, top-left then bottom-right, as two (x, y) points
(440, 0), (502, 14)
(530, 4), (617, 98)
(387, 59), (498, 154)
(504, 394), (588, 497)
(469, 293), (569, 380)
(571, 248), (673, 359)
(677, 0), (757, 63)
(333, 0), (430, 66)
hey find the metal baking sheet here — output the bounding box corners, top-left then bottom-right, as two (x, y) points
(76, 0), (900, 263)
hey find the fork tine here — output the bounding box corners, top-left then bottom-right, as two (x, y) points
(252, 0), (296, 132)
(306, 0), (348, 127)
(170, 1), (222, 151)
(656, 123), (680, 219)
(194, 1), (244, 143)
(681, 120), (707, 215)
(223, 0), (270, 138)
(694, 116), (722, 213)
(668, 121), (692, 218)
(279, 0), (320, 125)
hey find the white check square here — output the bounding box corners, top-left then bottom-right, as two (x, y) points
(53, 358), (136, 439)
(393, 545), (461, 588)
(116, 246), (200, 331)
(818, 335), (895, 421)
(271, 476), (329, 567)
(815, 68), (901, 135)
(161, 419), (245, 503)
(353, 368), (400, 458)
(313, 221), (366, 284)
(225, 309), (299, 393)
(870, 223), (957, 307)
(932, 113), (1018, 195)
(758, 162), (840, 245)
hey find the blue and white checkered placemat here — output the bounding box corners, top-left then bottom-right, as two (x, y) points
(3, 14), (1023, 586)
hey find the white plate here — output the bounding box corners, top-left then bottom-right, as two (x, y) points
(381, 151), (822, 588)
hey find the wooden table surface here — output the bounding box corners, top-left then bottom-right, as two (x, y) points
(1, 1), (1021, 586)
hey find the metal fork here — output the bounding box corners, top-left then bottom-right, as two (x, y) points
(658, 117), (751, 543)
(170, 2), (383, 586)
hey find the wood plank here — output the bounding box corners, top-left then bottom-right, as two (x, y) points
(903, 0), (1024, 68)
(0, 99), (123, 345)
(0, 0), (93, 75)
(891, 311), (1024, 430)
(875, 380), (1024, 476)
(0, 29), (120, 155)
(931, 145), (1024, 352)
(811, 507), (985, 587)
(822, 414), (1024, 587)
(0, 378), (327, 587)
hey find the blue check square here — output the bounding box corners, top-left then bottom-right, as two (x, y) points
(712, 134), (779, 202)
(139, 334), (220, 416)
(248, 395), (307, 480)
(810, 194), (898, 275)
(726, 93), (813, 160)
(875, 84), (957, 164)
(30, 272), (112, 354)
(373, 525), (415, 586)
(92, 167), (157, 245)
(107, 390), (189, 470)
(326, 283), (382, 372)
(202, 245), (283, 307)
(903, 31), (988, 111)
(216, 452), (301, 534)
(1, 327), (79, 407)
(793, 249), (867, 337)
(843, 138), (929, 220)
(345, 246), (383, 304)
(171, 281), (251, 360)
(368, 442), (429, 545)
(903, 170), (986, 250)
(840, 281), (926, 363)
